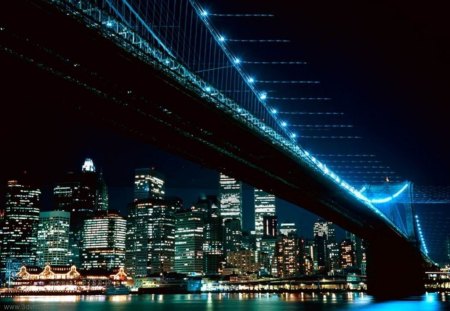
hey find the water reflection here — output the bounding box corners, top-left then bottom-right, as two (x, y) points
(0, 292), (448, 311)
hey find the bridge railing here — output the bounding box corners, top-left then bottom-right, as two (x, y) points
(48, 0), (416, 243)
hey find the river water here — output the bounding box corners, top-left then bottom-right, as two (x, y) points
(1, 292), (449, 311)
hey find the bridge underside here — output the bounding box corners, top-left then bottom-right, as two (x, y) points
(0, 0), (428, 298)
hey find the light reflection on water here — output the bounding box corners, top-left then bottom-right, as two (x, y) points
(0, 292), (448, 311)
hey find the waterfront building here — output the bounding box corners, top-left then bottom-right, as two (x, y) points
(340, 239), (356, 271)
(125, 199), (176, 277)
(274, 232), (299, 278)
(82, 211), (126, 270)
(196, 196), (224, 275)
(174, 208), (204, 275)
(313, 219), (339, 273)
(54, 158), (109, 266)
(226, 250), (260, 274)
(37, 211), (70, 266)
(224, 218), (242, 256)
(1, 176), (41, 279)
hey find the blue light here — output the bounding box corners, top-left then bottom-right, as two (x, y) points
(260, 92), (267, 100)
(106, 21), (113, 28)
(369, 183), (409, 204)
(248, 77), (255, 83)
(200, 10), (208, 17)
(234, 58), (241, 65)
(205, 86), (212, 92)
(271, 108), (277, 114)
(281, 121), (287, 127)
(291, 133), (297, 138)
(218, 36), (226, 42)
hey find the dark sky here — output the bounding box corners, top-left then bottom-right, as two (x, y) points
(2, 1), (450, 245)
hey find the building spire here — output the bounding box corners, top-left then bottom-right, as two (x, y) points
(82, 158), (96, 172)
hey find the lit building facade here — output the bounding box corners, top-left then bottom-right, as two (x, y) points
(196, 196), (224, 275)
(274, 232), (299, 278)
(226, 250), (260, 274)
(1, 178), (41, 278)
(280, 223), (297, 236)
(37, 211), (70, 266)
(82, 211), (126, 270)
(54, 158), (109, 266)
(219, 173), (242, 227)
(340, 239), (356, 270)
(174, 209), (204, 275)
(224, 218), (242, 256)
(134, 168), (165, 200)
(254, 189), (276, 238)
(313, 219), (339, 273)
(125, 198), (176, 277)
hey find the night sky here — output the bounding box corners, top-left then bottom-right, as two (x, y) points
(1, 1), (450, 249)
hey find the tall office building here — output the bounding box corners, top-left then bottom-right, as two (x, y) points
(313, 219), (339, 273)
(254, 189), (276, 243)
(196, 196), (224, 275)
(263, 215), (278, 238)
(134, 168), (165, 200)
(125, 199), (176, 277)
(126, 169), (175, 277)
(174, 208), (204, 275)
(54, 158), (109, 266)
(219, 173), (242, 228)
(37, 211), (70, 266)
(280, 223), (297, 236)
(340, 239), (356, 270)
(82, 211), (126, 270)
(1, 177), (41, 277)
(274, 232), (299, 278)
(224, 218), (242, 256)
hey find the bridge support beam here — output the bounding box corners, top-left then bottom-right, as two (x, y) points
(366, 237), (425, 299)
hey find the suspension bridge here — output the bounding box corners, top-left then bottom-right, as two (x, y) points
(0, 0), (439, 298)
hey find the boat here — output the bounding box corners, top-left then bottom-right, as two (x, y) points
(105, 284), (130, 295)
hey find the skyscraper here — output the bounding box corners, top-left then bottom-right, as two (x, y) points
(37, 211), (70, 266)
(134, 168), (165, 200)
(313, 219), (339, 273)
(126, 169), (175, 277)
(196, 195), (224, 275)
(125, 199), (176, 277)
(219, 173), (242, 227)
(340, 239), (356, 270)
(82, 211), (126, 270)
(224, 218), (242, 256)
(1, 177), (41, 278)
(174, 208), (204, 275)
(275, 232), (299, 278)
(54, 158), (109, 266)
(280, 223), (297, 236)
(254, 189), (276, 242)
